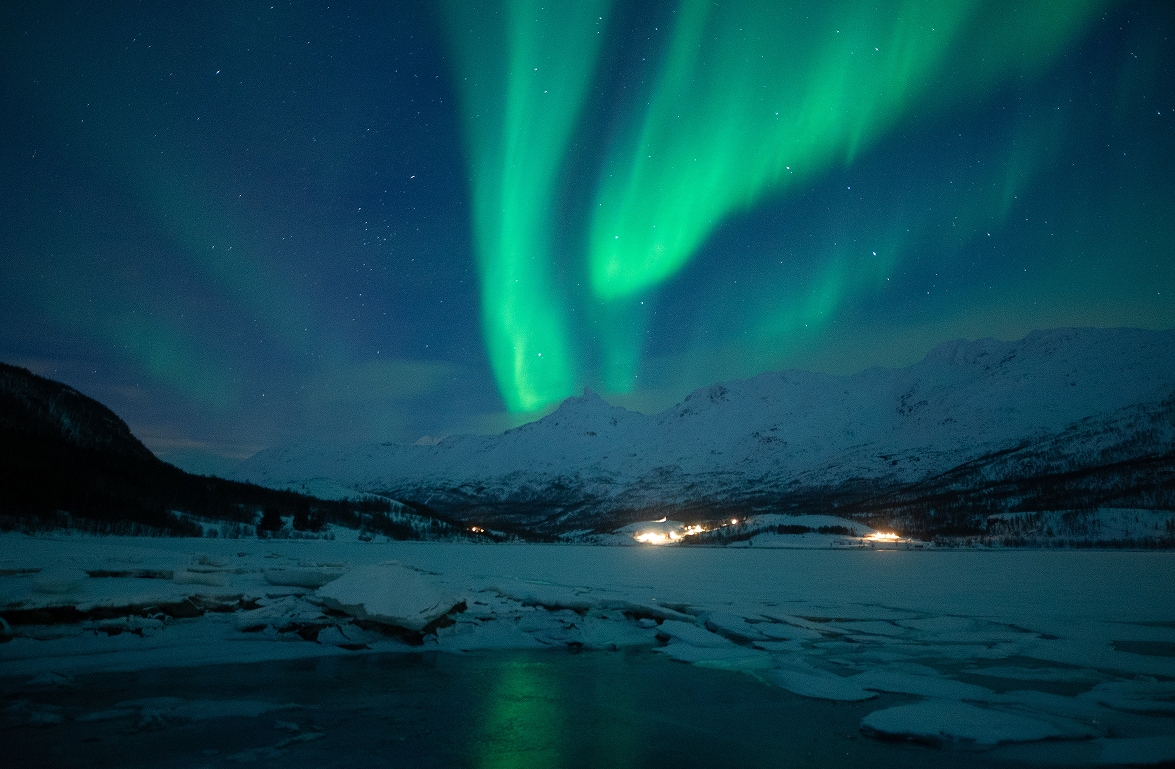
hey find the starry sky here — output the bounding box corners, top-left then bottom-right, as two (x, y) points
(1, 0), (1172, 474)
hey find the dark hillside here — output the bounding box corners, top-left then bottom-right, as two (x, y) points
(0, 362), (418, 537)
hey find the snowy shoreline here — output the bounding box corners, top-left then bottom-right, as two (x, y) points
(3, 534), (1175, 762)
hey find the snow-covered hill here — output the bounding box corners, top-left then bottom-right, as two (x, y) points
(235, 328), (1175, 533)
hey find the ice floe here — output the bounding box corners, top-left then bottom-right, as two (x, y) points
(315, 562), (459, 632)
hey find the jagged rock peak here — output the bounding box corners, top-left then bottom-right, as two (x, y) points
(554, 387), (617, 412)
(534, 387), (637, 431)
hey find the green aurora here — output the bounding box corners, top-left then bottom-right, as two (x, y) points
(446, 0), (1113, 411)
(443, 0), (614, 412)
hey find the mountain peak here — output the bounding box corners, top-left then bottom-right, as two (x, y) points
(553, 387), (610, 411)
(529, 386), (637, 432)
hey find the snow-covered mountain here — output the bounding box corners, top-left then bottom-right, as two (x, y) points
(235, 328), (1175, 533)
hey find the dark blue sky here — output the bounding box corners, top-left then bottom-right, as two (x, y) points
(1, 1), (1172, 474)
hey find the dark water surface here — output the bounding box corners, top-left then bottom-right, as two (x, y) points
(1, 649), (1034, 768)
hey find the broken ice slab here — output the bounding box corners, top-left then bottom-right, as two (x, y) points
(755, 613), (845, 637)
(263, 566), (346, 589)
(315, 623), (385, 648)
(513, 607), (583, 646)
(753, 620), (826, 641)
(31, 567), (88, 595)
(483, 578), (597, 612)
(1082, 679), (1175, 715)
(434, 618), (547, 651)
(656, 619), (731, 648)
(963, 664), (1106, 684)
(702, 611), (767, 642)
(189, 553), (231, 568)
(982, 688), (1113, 731)
(234, 596), (328, 633)
(576, 615), (658, 650)
(173, 569), (231, 587)
(314, 562), (460, 632)
(751, 639), (806, 653)
(758, 665), (877, 701)
(860, 700), (1094, 745)
(849, 669), (994, 700)
(655, 642), (773, 670)
(830, 620), (911, 638)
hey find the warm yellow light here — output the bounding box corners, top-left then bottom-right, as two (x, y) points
(730, 518), (739, 525)
(632, 520), (707, 544)
(867, 531), (900, 541)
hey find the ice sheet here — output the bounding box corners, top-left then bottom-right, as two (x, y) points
(2, 534), (1174, 755)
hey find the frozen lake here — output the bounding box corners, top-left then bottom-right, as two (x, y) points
(3, 537), (1175, 765)
(6, 648), (1051, 769)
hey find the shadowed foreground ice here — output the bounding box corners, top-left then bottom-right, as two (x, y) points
(3, 536), (1175, 766)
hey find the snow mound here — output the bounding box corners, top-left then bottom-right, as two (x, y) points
(315, 562), (459, 631)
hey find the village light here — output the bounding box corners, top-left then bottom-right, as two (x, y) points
(630, 519), (708, 544)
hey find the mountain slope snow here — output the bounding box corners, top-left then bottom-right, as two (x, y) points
(235, 328), (1175, 531)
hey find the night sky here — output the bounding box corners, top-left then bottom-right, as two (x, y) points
(2, 1), (1172, 474)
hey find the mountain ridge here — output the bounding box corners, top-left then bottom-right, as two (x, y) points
(235, 327), (1175, 534)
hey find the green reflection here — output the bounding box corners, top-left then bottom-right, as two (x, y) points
(443, 0), (613, 412)
(475, 659), (565, 769)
